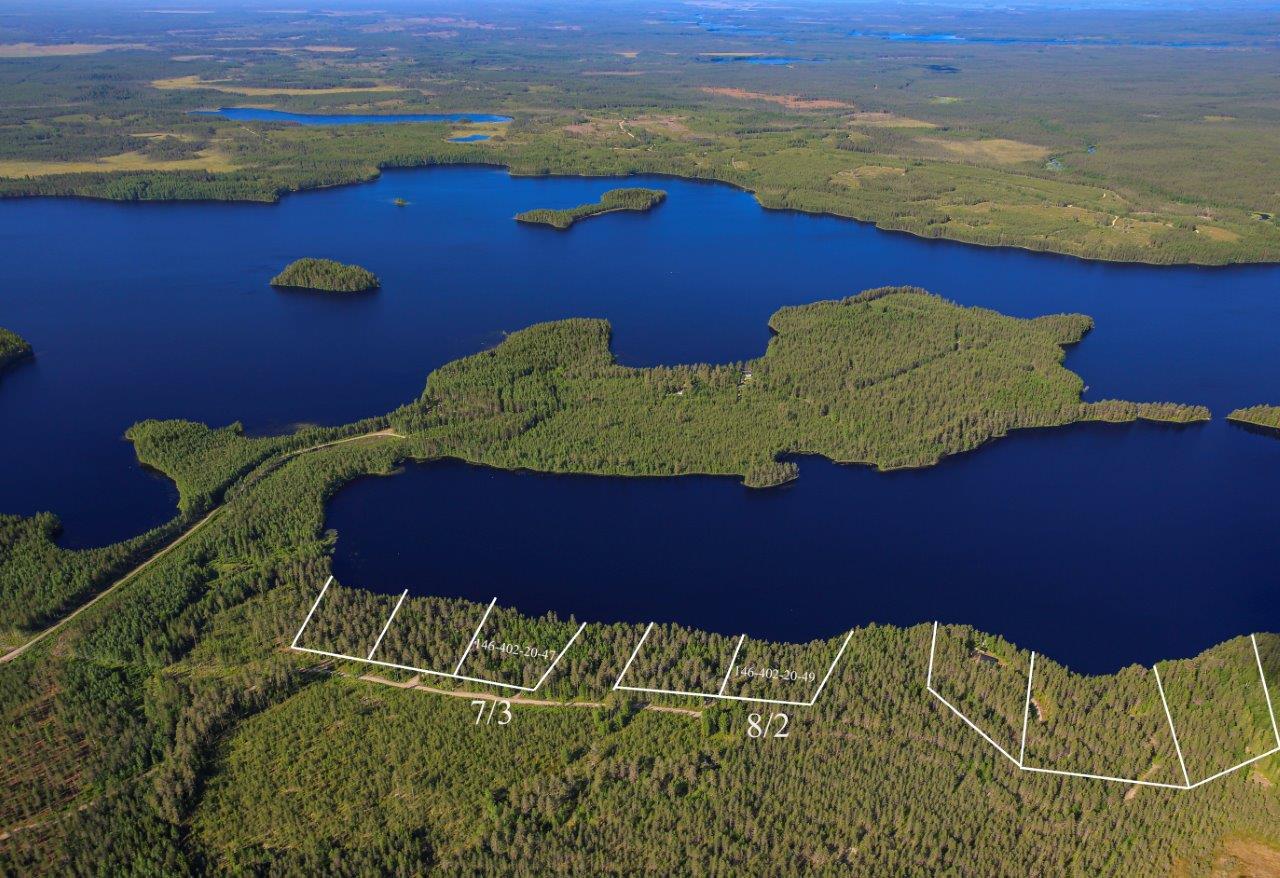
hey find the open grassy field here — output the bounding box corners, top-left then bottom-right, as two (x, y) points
(0, 42), (142, 58)
(0, 149), (237, 177)
(0, 2), (1272, 263)
(151, 75), (406, 96)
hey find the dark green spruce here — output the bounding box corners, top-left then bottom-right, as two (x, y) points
(515, 187), (666, 229)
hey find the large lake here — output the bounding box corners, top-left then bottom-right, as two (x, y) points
(1, 167), (1278, 671)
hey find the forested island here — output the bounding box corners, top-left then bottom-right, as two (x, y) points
(1227, 405), (1280, 432)
(270, 258), (379, 293)
(515, 187), (666, 229)
(0, 326), (32, 374)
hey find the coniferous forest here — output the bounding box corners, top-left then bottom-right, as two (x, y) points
(270, 258), (380, 293)
(3, 285), (1273, 876)
(2, 3), (1280, 874)
(515, 187), (666, 229)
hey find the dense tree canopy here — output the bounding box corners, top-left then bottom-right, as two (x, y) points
(0, 291), (1261, 877)
(270, 258), (379, 293)
(515, 187), (666, 229)
(1228, 405), (1280, 432)
(393, 287), (1207, 485)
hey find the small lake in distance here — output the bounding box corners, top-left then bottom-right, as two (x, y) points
(1, 166), (1278, 671)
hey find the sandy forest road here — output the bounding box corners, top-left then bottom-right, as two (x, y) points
(363, 672), (703, 716)
(0, 505), (224, 665)
(0, 428), (404, 665)
(294, 664), (704, 718)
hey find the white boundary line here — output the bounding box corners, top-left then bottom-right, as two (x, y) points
(1153, 663), (1191, 787)
(808, 630), (855, 706)
(1019, 651), (1036, 767)
(614, 624), (853, 707)
(613, 622), (654, 689)
(718, 634), (746, 696)
(291, 576), (333, 649)
(290, 581), (583, 694)
(531, 623), (588, 690)
(1253, 633), (1280, 748)
(925, 622), (1280, 791)
(454, 597), (497, 675)
(367, 590), (408, 660)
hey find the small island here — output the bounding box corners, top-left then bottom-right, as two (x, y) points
(0, 326), (32, 375)
(270, 258), (379, 293)
(515, 187), (666, 230)
(1227, 405), (1280, 433)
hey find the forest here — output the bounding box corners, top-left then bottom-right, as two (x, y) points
(1, 286), (1257, 876)
(270, 258), (379, 293)
(0, 416), (1275, 874)
(2, 3), (1279, 874)
(0, 2), (1277, 264)
(6, 286), (1200, 641)
(1227, 405), (1280, 433)
(391, 287), (1207, 486)
(515, 187), (666, 229)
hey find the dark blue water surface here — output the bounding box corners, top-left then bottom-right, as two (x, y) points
(192, 107), (513, 125)
(2, 167), (1279, 670)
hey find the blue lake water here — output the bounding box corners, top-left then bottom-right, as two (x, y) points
(192, 108), (513, 125)
(1, 166), (1279, 671)
(846, 30), (1232, 48)
(447, 134), (491, 143)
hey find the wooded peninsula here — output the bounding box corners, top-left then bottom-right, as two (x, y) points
(515, 187), (666, 229)
(0, 286), (1268, 877)
(393, 286), (1207, 487)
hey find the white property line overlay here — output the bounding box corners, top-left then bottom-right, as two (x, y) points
(1153, 663), (1191, 787)
(613, 623), (854, 707)
(455, 597), (497, 675)
(290, 577), (586, 694)
(368, 589), (408, 660)
(926, 622), (1280, 791)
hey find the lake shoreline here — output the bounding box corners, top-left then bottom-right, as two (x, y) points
(3, 156), (1277, 268)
